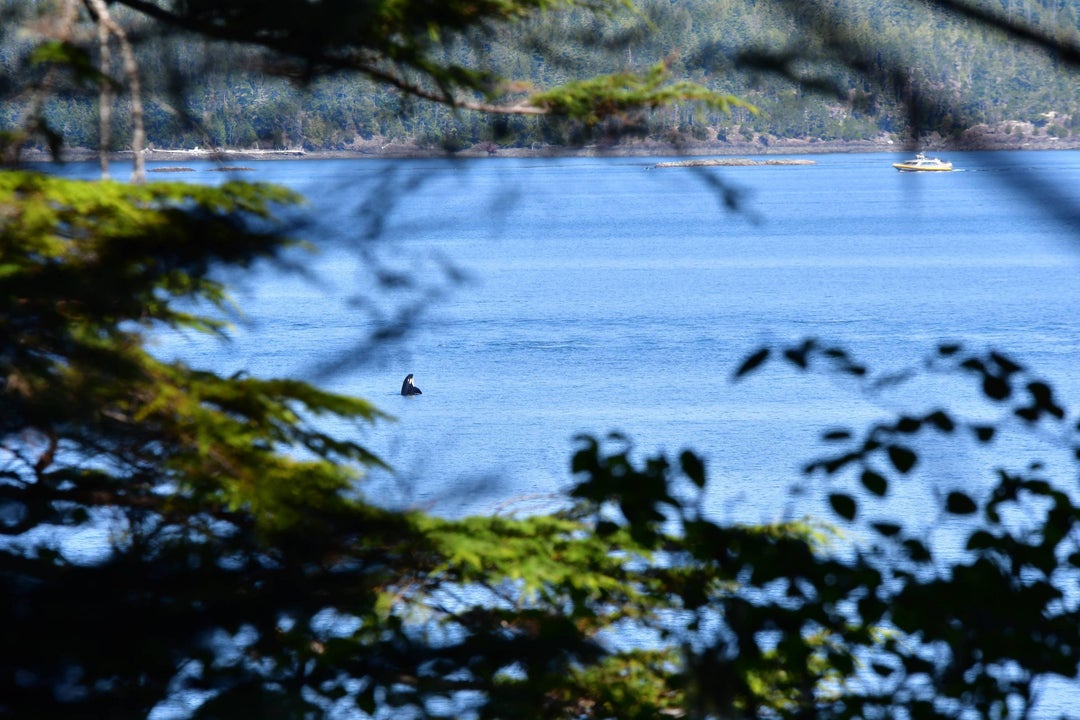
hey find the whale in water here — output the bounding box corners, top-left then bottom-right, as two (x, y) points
(401, 373), (422, 396)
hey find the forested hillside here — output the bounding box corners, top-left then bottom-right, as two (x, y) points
(3, 0), (1079, 153)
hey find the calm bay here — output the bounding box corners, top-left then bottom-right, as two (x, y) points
(49, 151), (1080, 523)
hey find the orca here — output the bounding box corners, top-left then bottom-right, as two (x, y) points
(401, 374), (422, 396)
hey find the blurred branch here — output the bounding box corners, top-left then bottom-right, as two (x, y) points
(0, 0), (79, 163)
(928, 0), (1080, 68)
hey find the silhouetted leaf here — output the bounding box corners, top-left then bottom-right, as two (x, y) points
(680, 450), (706, 488)
(903, 538), (931, 561)
(973, 425), (996, 442)
(733, 347), (769, 379)
(829, 493), (857, 520)
(822, 347), (867, 376)
(1016, 406), (1039, 422)
(872, 522), (901, 537)
(945, 491), (977, 515)
(887, 445), (917, 474)
(871, 662), (894, 677)
(1028, 381), (1065, 419)
(822, 428), (852, 442)
(960, 357), (986, 372)
(896, 416), (921, 433)
(967, 530), (998, 551)
(860, 469), (888, 497)
(990, 351), (1023, 374)
(982, 374), (1010, 400)
(925, 410), (955, 432)
(784, 347), (808, 368)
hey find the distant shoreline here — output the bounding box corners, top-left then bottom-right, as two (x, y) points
(653, 158), (817, 168)
(15, 129), (1080, 164)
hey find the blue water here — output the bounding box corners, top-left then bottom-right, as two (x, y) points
(47, 151), (1080, 519)
(59, 152), (1067, 520)
(43, 151), (1080, 715)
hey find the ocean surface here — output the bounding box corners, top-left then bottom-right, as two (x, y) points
(50, 150), (1080, 523)
(44, 150), (1080, 715)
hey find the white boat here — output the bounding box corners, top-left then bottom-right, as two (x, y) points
(892, 152), (953, 172)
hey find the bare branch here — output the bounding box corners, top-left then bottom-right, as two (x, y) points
(93, 0), (112, 178)
(926, 0), (1080, 68)
(86, 0), (147, 182)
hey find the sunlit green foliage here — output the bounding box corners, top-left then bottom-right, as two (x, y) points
(0, 172), (387, 540)
(531, 62), (756, 125)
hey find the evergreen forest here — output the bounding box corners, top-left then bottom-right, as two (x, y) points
(2, 0), (1080, 153)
